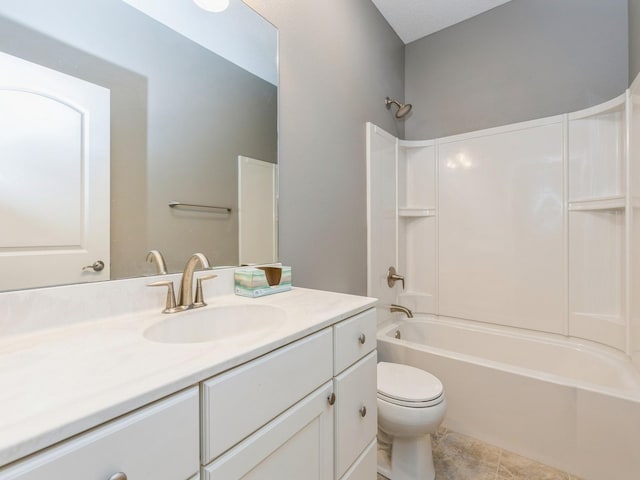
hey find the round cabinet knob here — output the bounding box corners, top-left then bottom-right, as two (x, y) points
(359, 405), (367, 418)
(83, 260), (105, 272)
(108, 473), (127, 480)
(327, 393), (336, 406)
(358, 333), (366, 345)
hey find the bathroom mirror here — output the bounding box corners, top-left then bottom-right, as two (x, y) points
(0, 0), (278, 291)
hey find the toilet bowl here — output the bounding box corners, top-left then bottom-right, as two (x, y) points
(377, 362), (446, 480)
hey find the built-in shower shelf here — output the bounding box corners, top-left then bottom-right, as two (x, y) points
(571, 311), (625, 326)
(399, 208), (436, 217)
(568, 196), (626, 212)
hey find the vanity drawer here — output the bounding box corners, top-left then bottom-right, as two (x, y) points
(333, 308), (376, 374)
(334, 351), (378, 479)
(201, 328), (333, 464)
(0, 387), (199, 480)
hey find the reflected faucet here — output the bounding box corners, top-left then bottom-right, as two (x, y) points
(146, 249), (168, 275)
(177, 253), (212, 309)
(390, 304), (413, 318)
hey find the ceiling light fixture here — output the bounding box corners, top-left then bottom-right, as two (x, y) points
(194, 0), (230, 13)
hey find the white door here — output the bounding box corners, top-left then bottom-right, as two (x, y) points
(0, 52), (110, 290)
(203, 382), (334, 480)
(238, 156), (278, 265)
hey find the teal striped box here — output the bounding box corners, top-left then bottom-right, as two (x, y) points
(234, 266), (292, 297)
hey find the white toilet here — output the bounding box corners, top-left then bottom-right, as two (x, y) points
(377, 362), (446, 480)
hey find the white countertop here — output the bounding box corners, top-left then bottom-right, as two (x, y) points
(0, 287), (375, 467)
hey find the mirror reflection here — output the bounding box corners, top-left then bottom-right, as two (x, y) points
(0, 0), (278, 292)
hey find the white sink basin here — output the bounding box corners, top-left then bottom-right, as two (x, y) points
(143, 304), (288, 344)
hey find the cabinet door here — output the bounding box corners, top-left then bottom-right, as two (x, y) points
(0, 387), (199, 480)
(340, 439), (377, 480)
(203, 382), (334, 480)
(334, 351), (378, 479)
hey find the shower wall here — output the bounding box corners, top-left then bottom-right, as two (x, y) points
(368, 84), (636, 353)
(631, 76), (640, 368)
(438, 119), (565, 333)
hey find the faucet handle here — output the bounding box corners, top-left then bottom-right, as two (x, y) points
(387, 266), (405, 290)
(148, 280), (178, 313)
(194, 274), (217, 307)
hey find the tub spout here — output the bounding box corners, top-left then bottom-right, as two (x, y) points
(390, 304), (413, 318)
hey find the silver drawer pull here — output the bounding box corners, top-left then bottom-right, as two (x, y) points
(358, 333), (366, 344)
(359, 405), (367, 418)
(108, 473), (127, 480)
(327, 393), (336, 406)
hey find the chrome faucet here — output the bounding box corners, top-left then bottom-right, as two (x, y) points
(390, 304), (413, 318)
(177, 253), (212, 309)
(146, 249), (168, 275)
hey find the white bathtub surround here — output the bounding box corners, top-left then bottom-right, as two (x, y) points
(377, 316), (640, 479)
(368, 99), (630, 349)
(630, 75), (640, 371)
(0, 269), (376, 468)
(367, 77), (640, 356)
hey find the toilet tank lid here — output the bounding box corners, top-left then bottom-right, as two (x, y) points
(377, 362), (443, 402)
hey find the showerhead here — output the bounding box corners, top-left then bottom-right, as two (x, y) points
(385, 97), (412, 119)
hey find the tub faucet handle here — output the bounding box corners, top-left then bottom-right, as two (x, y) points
(387, 266), (405, 290)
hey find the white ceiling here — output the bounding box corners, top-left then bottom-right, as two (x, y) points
(371, 0), (513, 44)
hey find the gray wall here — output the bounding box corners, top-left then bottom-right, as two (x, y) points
(631, 0), (640, 83)
(245, 0), (405, 295)
(405, 0), (629, 140)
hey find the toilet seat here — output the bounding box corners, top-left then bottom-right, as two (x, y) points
(377, 362), (444, 408)
(378, 391), (444, 408)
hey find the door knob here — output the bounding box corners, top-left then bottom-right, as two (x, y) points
(387, 266), (405, 289)
(327, 393), (336, 406)
(108, 473), (127, 480)
(82, 260), (105, 272)
(359, 405), (367, 418)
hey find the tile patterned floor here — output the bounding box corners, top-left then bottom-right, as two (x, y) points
(377, 428), (581, 480)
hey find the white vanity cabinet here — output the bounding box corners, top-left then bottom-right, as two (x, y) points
(0, 387), (200, 480)
(200, 307), (378, 480)
(0, 305), (377, 480)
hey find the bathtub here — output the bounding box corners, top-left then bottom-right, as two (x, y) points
(377, 315), (640, 480)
